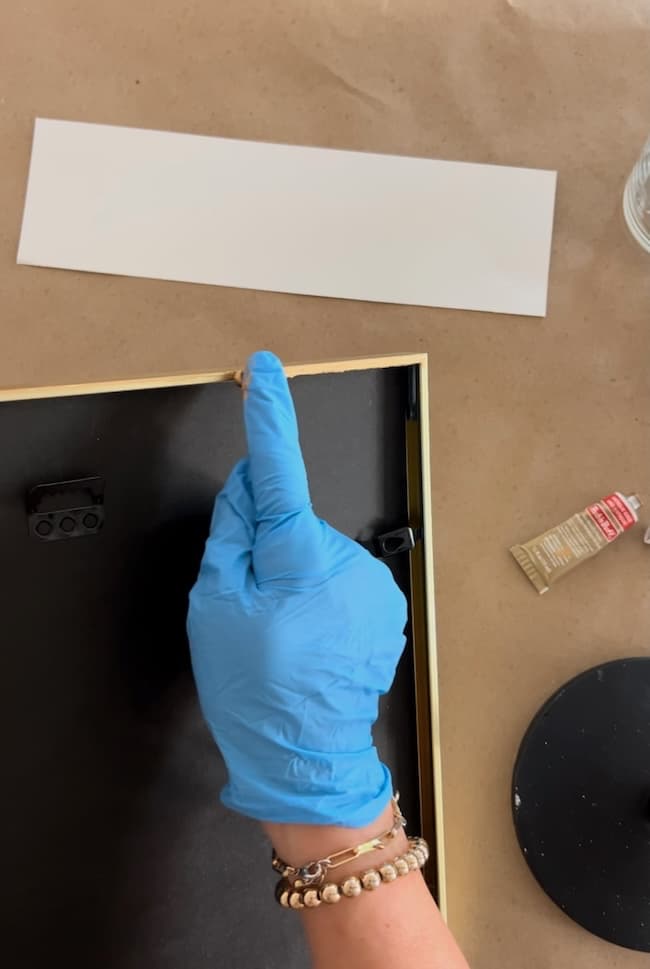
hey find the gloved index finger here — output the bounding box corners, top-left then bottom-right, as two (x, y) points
(243, 351), (310, 520)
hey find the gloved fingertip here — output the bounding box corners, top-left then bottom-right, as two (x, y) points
(246, 350), (284, 378)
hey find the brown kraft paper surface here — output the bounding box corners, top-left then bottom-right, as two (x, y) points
(2, 3), (650, 967)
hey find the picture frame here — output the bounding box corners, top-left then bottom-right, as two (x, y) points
(0, 350), (446, 912)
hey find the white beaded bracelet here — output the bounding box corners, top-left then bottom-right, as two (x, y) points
(275, 836), (429, 910)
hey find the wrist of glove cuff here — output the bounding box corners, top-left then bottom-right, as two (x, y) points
(220, 741), (393, 827)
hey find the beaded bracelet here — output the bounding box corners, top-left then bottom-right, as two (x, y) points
(275, 836), (429, 910)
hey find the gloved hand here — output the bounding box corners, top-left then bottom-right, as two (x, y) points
(187, 351), (407, 827)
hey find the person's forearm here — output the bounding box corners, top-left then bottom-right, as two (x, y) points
(264, 802), (471, 969)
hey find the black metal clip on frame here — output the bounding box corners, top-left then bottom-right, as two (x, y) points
(27, 476), (105, 541)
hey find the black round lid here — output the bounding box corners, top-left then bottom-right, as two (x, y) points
(513, 657), (650, 952)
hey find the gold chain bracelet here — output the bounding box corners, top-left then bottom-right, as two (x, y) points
(275, 836), (429, 910)
(271, 794), (407, 886)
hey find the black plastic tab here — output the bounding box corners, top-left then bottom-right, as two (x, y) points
(373, 526), (418, 558)
(406, 365), (420, 421)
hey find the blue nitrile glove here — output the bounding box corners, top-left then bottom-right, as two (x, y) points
(187, 351), (407, 827)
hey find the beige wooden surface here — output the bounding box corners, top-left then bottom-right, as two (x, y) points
(3, 3), (650, 966)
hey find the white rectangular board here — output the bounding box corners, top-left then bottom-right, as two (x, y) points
(17, 119), (557, 316)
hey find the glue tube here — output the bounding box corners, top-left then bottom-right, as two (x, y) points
(510, 493), (641, 594)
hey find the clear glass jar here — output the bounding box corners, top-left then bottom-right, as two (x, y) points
(623, 137), (650, 252)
